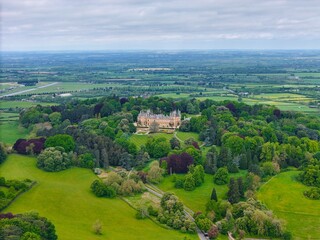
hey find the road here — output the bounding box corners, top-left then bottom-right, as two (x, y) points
(1, 82), (58, 98)
(145, 184), (208, 240)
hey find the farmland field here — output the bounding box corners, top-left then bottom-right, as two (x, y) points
(257, 171), (320, 240)
(0, 154), (198, 240)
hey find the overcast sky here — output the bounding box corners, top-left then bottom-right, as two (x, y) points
(2, 0), (320, 51)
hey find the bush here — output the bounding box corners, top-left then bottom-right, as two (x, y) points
(174, 178), (185, 188)
(37, 147), (72, 172)
(208, 224), (219, 239)
(213, 167), (229, 185)
(303, 187), (320, 200)
(183, 173), (196, 191)
(91, 180), (116, 198)
(13, 138), (45, 155)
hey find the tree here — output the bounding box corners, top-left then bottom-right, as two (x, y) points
(45, 134), (75, 152)
(213, 167), (229, 185)
(0, 142), (7, 164)
(184, 173), (196, 191)
(217, 147), (232, 168)
(147, 161), (164, 183)
(37, 147), (72, 172)
(92, 219), (103, 235)
(208, 224), (219, 239)
(205, 148), (218, 174)
(237, 177), (245, 198)
(149, 121), (160, 133)
(146, 137), (170, 158)
(211, 188), (218, 201)
(170, 137), (181, 149)
(192, 165), (205, 187)
(49, 112), (61, 126)
(227, 178), (240, 204)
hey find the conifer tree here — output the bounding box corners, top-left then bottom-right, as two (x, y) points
(227, 178), (240, 204)
(211, 187), (218, 201)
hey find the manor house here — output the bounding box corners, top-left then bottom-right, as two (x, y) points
(137, 110), (181, 129)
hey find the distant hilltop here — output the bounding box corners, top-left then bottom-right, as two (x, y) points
(137, 110), (181, 129)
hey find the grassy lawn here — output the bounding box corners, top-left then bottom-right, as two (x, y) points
(257, 171), (320, 240)
(158, 171), (247, 212)
(176, 132), (200, 142)
(0, 121), (29, 144)
(0, 154), (198, 240)
(130, 132), (174, 147)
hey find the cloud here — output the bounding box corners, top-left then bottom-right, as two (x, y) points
(1, 0), (320, 50)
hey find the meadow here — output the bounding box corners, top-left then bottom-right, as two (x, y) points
(0, 121), (29, 144)
(158, 171), (247, 213)
(257, 171), (320, 240)
(0, 154), (198, 240)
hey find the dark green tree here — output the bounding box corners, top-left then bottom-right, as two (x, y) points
(237, 177), (245, 198)
(211, 188), (218, 201)
(227, 178), (240, 204)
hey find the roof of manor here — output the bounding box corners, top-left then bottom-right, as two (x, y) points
(138, 109), (181, 120)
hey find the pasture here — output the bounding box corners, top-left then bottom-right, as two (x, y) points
(257, 171), (320, 240)
(0, 154), (196, 240)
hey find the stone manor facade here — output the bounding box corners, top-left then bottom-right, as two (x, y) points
(137, 110), (181, 129)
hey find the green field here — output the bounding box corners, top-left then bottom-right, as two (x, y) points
(0, 155), (197, 240)
(257, 171), (320, 240)
(130, 132), (174, 147)
(0, 121), (29, 144)
(0, 101), (55, 109)
(158, 171), (246, 212)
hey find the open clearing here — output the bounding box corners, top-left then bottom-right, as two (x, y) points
(158, 171), (247, 212)
(257, 171), (320, 240)
(0, 121), (28, 144)
(0, 154), (197, 240)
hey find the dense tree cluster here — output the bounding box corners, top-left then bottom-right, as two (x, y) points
(157, 193), (197, 233)
(0, 212), (57, 240)
(0, 178), (33, 210)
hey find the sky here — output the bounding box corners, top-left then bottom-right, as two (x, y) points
(2, 0), (320, 51)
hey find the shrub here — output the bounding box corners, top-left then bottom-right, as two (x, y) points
(174, 178), (185, 188)
(183, 173), (196, 191)
(213, 167), (229, 185)
(91, 180), (116, 198)
(208, 224), (219, 239)
(92, 219), (103, 235)
(303, 187), (320, 200)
